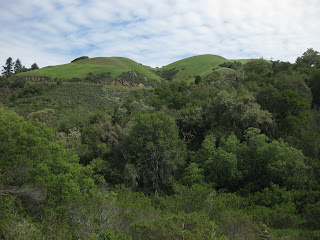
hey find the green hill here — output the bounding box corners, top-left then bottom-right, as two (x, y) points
(18, 57), (163, 82)
(17, 55), (253, 84)
(157, 54), (253, 82)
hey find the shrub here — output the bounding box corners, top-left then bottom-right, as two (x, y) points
(304, 201), (320, 229)
(71, 56), (89, 63)
(129, 212), (220, 240)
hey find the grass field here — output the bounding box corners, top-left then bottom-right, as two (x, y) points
(18, 57), (163, 81)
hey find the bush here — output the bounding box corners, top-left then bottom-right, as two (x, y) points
(160, 183), (214, 213)
(10, 77), (26, 88)
(219, 61), (243, 70)
(249, 184), (294, 207)
(304, 201), (320, 229)
(271, 203), (298, 228)
(247, 203), (299, 229)
(217, 210), (261, 240)
(129, 212), (220, 240)
(71, 56), (89, 63)
(98, 229), (132, 240)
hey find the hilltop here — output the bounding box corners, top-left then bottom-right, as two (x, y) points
(17, 55), (253, 85)
(156, 54), (252, 82)
(17, 57), (163, 86)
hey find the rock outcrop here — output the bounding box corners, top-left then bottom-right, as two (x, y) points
(110, 79), (149, 88)
(17, 73), (155, 88)
(19, 76), (57, 82)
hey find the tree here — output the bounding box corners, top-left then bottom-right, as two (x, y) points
(205, 88), (273, 132)
(243, 128), (309, 190)
(244, 58), (271, 76)
(271, 60), (292, 75)
(124, 111), (186, 195)
(198, 128), (310, 191)
(273, 72), (312, 103)
(2, 57), (14, 76)
(309, 69), (320, 106)
(277, 89), (310, 117)
(181, 163), (204, 186)
(151, 81), (192, 110)
(202, 134), (243, 189)
(260, 139), (309, 189)
(296, 48), (320, 67)
(30, 63), (39, 70)
(20, 66), (28, 73)
(0, 104), (95, 205)
(14, 59), (22, 73)
(195, 75), (202, 84)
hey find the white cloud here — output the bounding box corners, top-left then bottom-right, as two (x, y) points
(0, 0), (319, 69)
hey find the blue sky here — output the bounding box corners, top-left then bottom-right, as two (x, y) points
(1, 0), (319, 69)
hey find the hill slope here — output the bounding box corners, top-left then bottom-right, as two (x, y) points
(18, 57), (163, 82)
(17, 55), (253, 84)
(157, 54), (253, 82)
(157, 54), (227, 82)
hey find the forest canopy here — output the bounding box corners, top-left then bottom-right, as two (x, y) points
(1, 49), (320, 239)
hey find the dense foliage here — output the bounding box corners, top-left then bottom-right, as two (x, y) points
(1, 49), (320, 239)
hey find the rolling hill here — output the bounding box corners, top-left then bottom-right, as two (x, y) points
(18, 57), (163, 82)
(17, 55), (253, 85)
(157, 54), (254, 82)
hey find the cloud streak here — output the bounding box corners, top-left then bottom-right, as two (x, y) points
(1, 0), (319, 69)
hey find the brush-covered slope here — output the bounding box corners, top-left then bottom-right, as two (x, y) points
(18, 57), (163, 82)
(1, 82), (150, 129)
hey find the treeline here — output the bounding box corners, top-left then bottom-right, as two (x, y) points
(1, 57), (39, 77)
(0, 49), (320, 239)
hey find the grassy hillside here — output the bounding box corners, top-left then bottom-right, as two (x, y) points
(158, 54), (227, 82)
(17, 55), (254, 84)
(18, 57), (163, 81)
(157, 55), (253, 82)
(228, 59), (254, 64)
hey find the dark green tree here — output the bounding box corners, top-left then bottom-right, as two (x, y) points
(296, 48), (320, 67)
(195, 75), (202, 84)
(181, 163), (204, 186)
(242, 128), (309, 190)
(30, 63), (39, 70)
(309, 69), (320, 106)
(202, 134), (243, 189)
(244, 58), (271, 76)
(13, 58), (22, 73)
(150, 81), (192, 110)
(271, 60), (292, 75)
(2, 57), (14, 76)
(277, 89), (310, 117)
(124, 111), (186, 195)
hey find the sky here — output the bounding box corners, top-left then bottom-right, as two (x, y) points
(1, 0), (319, 69)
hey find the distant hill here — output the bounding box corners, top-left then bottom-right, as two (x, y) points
(157, 54), (252, 82)
(18, 57), (163, 82)
(17, 55), (253, 85)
